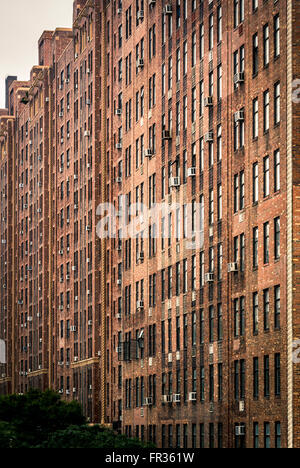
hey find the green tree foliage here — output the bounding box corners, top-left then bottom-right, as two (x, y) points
(0, 389), (85, 448)
(37, 425), (154, 449)
(0, 390), (154, 448)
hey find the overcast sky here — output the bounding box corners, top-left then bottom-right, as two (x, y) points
(0, 0), (74, 109)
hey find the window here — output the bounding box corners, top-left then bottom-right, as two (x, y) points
(274, 82), (281, 125)
(275, 422), (281, 449)
(274, 149), (281, 192)
(218, 363), (223, 401)
(253, 357), (259, 399)
(264, 223), (270, 264)
(200, 24), (204, 60)
(253, 98), (258, 139)
(264, 356), (270, 398)
(253, 423), (259, 449)
(274, 217), (280, 260)
(209, 306), (214, 343)
(274, 286), (281, 329)
(263, 25), (270, 67)
(209, 365), (214, 402)
(217, 6), (222, 43)
(217, 304), (223, 341)
(263, 91), (270, 133)
(253, 33), (259, 76)
(264, 289), (270, 331)
(253, 162), (259, 203)
(253, 292), (259, 335)
(275, 353), (281, 397)
(274, 15), (280, 58)
(209, 14), (214, 50)
(264, 422), (271, 448)
(253, 227), (258, 269)
(234, 0), (244, 28)
(263, 156), (270, 197)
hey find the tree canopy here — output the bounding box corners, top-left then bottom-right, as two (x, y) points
(0, 390), (152, 448)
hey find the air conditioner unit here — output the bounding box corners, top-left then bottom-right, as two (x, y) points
(144, 397), (153, 406)
(66, 275), (70, 280)
(27, 316), (33, 322)
(86, 99), (91, 105)
(74, 204), (78, 209)
(70, 326), (77, 332)
(189, 392), (197, 402)
(59, 389), (64, 394)
(164, 5), (173, 14)
(72, 266), (77, 271)
(61, 138), (64, 144)
(86, 225), (91, 231)
(117, 7), (122, 14)
(117, 279), (122, 286)
(137, 10), (144, 20)
(115, 108), (122, 116)
(87, 68), (91, 74)
(168, 353), (173, 363)
(59, 112), (64, 118)
(162, 394), (173, 404)
(205, 132), (214, 142)
(74, 357), (79, 362)
(37, 208), (42, 213)
(116, 177), (122, 183)
(235, 425), (245, 437)
(65, 78), (70, 84)
(173, 394), (181, 403)
(205, 272), (214, 283)
(228, 262), (238, 273)
(59, 305), (64, 311)
(116, 142), (122, 150)
(84, 130), (90, 137)
(59, 250), (64, 255)
(162, 129), (171, 140)
(75, 296), (79, 301)
(170, 177), (180, 188)
(204, 96), (213, 107)
(66, 390), (70, 395)
(116, 313), (122, 320)
(144, 148), (153, 158)
(137, 58), (144, 68)
(187, 167), (196, 177)
(74, 174), (78, 180)
(73, 388), (77, 393)
(234, 110), (245, 122)
(19, 183), (24, 188)
(58, 361), (64, 367)
(88, 320), (93, 326)
(137, 301), (144, 310)
(234, 72), (245, 85)
(239, 401), (245, 412)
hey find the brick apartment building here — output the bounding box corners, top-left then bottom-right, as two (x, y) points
(0, 0), (300, 449)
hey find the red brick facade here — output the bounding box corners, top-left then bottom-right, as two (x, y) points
(0, 0), (299, 448)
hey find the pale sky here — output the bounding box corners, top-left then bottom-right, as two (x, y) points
(0, 0), (74, 109)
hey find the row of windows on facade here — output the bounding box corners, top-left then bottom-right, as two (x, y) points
(120, 352), (281, 412)
(111, 209), (279, 287)
(125, 420), (281, 449)
(115, 293), (280, 362)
